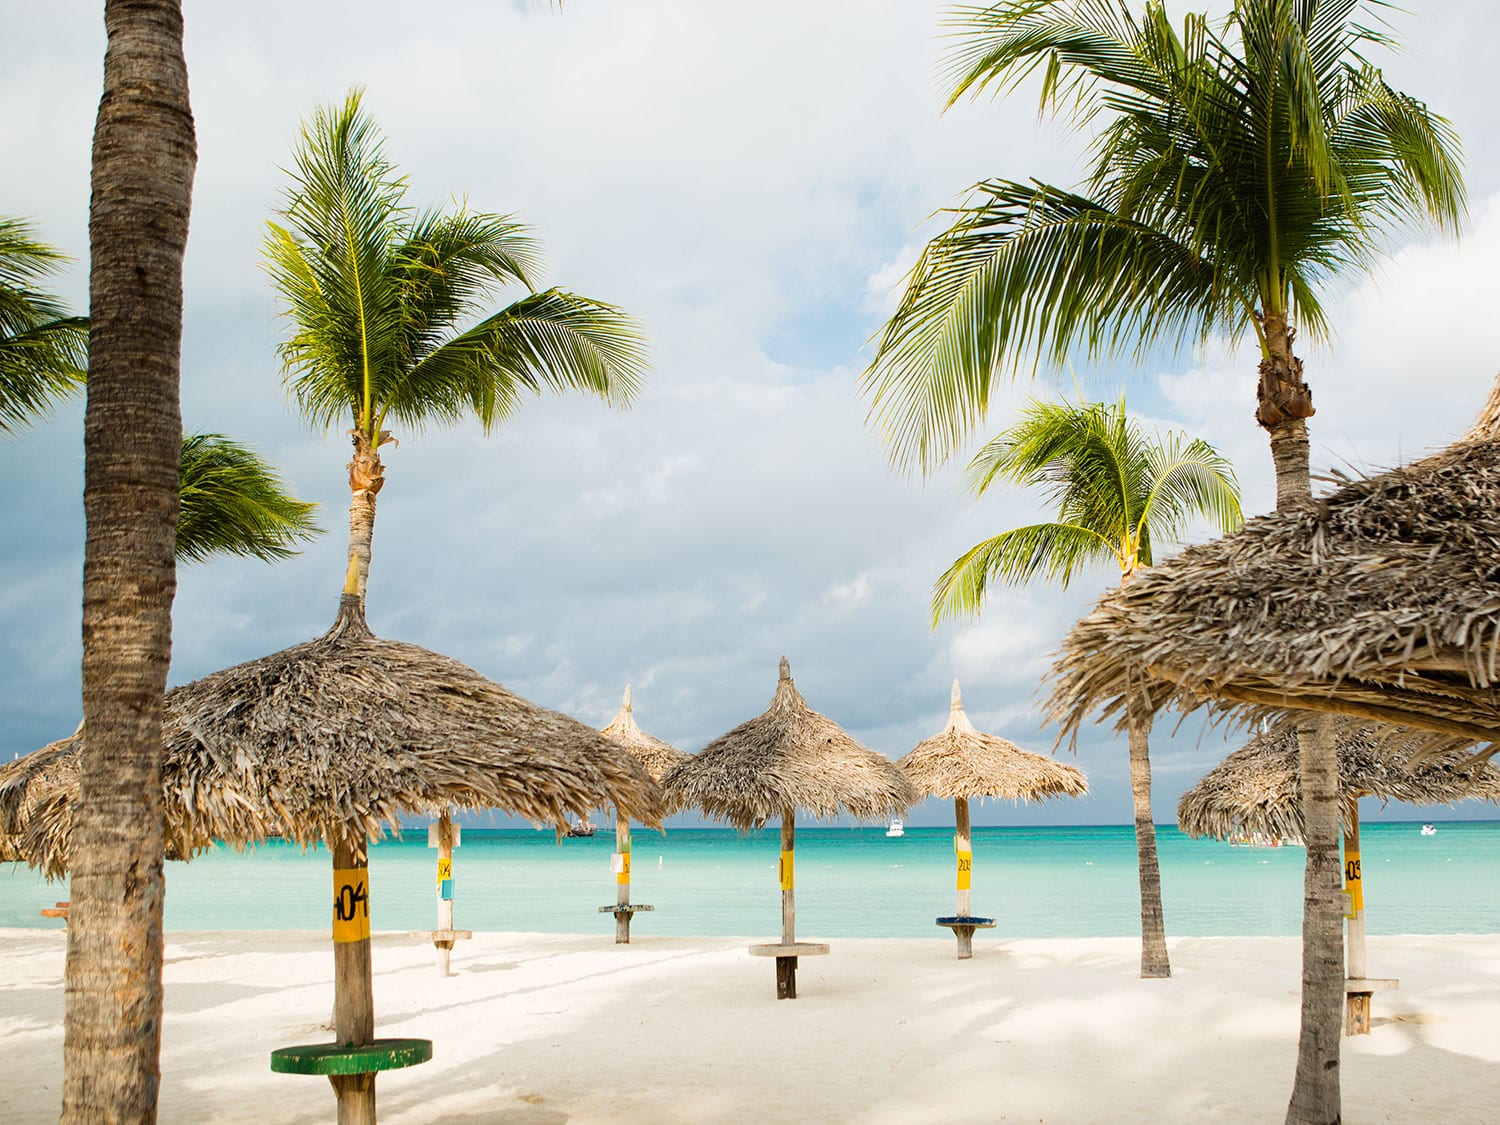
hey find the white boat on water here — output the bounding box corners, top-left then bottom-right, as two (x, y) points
(885, 817), (904, 838)
(1421, 823), (1437, 836)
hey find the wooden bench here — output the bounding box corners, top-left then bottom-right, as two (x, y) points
(40, 901), (70, 925)
(748, 941), (830, 999)
(1344, 977), (1398, 1036)
(936, 915), (995, 960)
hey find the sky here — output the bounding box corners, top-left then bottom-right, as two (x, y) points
(3, 0), (1500, 828)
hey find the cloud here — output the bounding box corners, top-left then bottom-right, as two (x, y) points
(4, 2), (1500, 830)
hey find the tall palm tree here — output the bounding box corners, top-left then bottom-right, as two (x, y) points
(863, 3), (1463, 1118)
(68, 1), (195, 1120)
(264, 89), (647, 606)
(932, 395), (1241, 978)
(0, 216), (87, 434)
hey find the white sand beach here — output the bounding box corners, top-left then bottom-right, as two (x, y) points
(2, 929), (1496, 1123)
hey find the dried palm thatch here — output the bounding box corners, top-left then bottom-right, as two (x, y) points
(0, 732), (86, 872)
(899, 681), (1088, 802)
(1178, 726), (1500, 843)
(0, 596), (661, 879)
(1048, 378), (1500, 757)
(601, 684), (690, 785)
(662, 657), (914, 830)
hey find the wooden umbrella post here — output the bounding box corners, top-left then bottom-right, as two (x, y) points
(777, 811), (797, 997)
(746, 805), (828, 996)
(433, 812), (456, 975)
(615, 810), (632, 942)
(598, 804), (654, 940)
(419, 811), (471, 971)
(270, 834), (432, 1113)
(1342, 803), (1397, 1034)
(936, 795), (994, 958)
(331, 834), (376, 1123)
(953, 798), (975, 957)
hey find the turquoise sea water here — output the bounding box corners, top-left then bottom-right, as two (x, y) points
(3, 821), (1496, 938)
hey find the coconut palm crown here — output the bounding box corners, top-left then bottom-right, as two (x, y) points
(264, 88), (648, 602)
(863, 0), (1464, 491)
(932, 394), (1241, 620)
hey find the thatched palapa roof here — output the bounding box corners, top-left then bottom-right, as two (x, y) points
(0, 596), (661, 879)
(898, 681), (1087, 802)
(662, 657), (915, 830)
(1178, 726), (1500, 842)
(0, 731), (88, 871)
(601, 684), (690, 782)
(1049, 378), (1500, 757)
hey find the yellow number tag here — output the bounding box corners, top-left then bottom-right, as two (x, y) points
(1343, 851), (1363, 916)
(956, 850), (973, 891)
(616, 852), (631, 884)
(332, 868), (371, 943)
(779, 850), (794, 891)
(436, 857), (452, 883)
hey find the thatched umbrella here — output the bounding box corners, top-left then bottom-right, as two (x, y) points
(897, 681), (1088, 958)
(0, 595), (660, 1121)
(597, 684), (689, 943)
(1178, 724), (1500, 1033)
(1, 731), (87, 878)
(662, 656), (915, 999)
(1047, 381), (1500, 755)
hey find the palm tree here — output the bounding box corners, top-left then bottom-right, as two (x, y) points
(863, 3), (1463, 1117)
(0, 216), (87, 434)
(932, 395), (1241, 978)
(264, 89), (647, 606)
(176, 433), (321, 563)
(68, 1), (195, 1120)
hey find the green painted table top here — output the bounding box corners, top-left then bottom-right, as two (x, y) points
(270, 1037), (432, 1076)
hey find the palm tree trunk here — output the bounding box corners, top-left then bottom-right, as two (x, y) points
(1259, 317), (1344, 1124)
(66, 2), (195, 1120)
(344, 430), (384, 600)
(1287, 716), (1344, 1125)
(1127, 701), (1170, 978)
(1257, 313), (1315, 511)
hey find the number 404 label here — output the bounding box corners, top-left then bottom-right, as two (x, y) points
(333, 868), (371, 943)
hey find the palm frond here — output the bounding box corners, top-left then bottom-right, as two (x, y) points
(1135, 435), (1243, 561)
(175, 433), (322, 564)
(939, 395), (1240, 612)
(932, 521), (1119, 624)
(0, 218), (86, 434)
(862, 180), (1229, 473)
(268, 89), (410, 435)
(391, 288), (647, 433)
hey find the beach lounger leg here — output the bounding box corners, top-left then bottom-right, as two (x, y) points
(776, 955), (797, 999)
